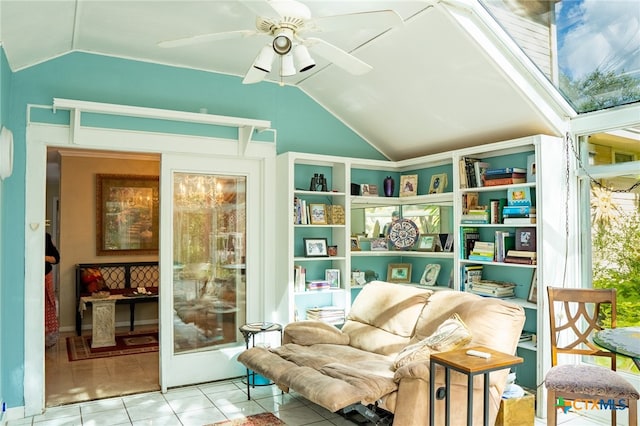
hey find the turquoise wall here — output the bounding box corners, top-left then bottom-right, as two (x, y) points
(0, 51), (386, 408)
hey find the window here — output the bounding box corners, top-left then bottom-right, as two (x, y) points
(481, 0), (640, 113)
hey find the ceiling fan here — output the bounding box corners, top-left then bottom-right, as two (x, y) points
(159, 0), (403, 84)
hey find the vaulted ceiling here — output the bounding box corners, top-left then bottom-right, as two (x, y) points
(0, 0), (574, 160)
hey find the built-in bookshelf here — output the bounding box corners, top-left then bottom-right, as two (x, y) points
(276, 135), (564, 417)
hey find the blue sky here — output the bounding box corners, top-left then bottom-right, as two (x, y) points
(556, 0), (640, 80)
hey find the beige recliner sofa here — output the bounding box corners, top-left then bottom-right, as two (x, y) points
(238, 281), (525, 425)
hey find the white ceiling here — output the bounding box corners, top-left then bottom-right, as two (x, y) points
(0, 0), (572, 160)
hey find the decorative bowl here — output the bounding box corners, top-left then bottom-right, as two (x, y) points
(91, 291), (110, 299)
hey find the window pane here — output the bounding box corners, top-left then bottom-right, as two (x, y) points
(172, 173), (246, 354)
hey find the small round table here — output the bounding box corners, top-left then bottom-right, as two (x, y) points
(239, 322), (282, 399)
(593, 326), (640, 371)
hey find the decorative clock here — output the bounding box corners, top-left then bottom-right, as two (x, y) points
(388, 218), (419, 250)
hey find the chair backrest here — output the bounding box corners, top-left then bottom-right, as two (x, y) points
(547, 287), (617, 369)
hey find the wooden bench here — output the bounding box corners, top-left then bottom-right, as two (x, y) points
(75, 261), (159, 336)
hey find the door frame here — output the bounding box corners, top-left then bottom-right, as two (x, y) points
(24, 109), (275, 416)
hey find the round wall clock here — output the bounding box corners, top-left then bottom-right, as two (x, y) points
(388, 218), (419, 250)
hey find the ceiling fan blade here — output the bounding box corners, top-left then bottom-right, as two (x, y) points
(305, 37), (372, 75)
(242, 64), (268, 85)
(159, 30), (256, 48)
(306, 10), (403, 33)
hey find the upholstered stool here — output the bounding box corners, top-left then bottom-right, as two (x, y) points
(545, 364), (638, 425)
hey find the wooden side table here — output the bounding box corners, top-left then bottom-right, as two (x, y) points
(429, 346), (523, 426)
(239, 322), (282, 400)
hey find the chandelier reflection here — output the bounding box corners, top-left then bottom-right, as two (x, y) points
(175, 174), (227, 208)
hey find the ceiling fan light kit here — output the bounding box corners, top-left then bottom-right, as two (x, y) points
(294, 44), (315, 72)
(280, 53), (296, 77)
(253, 45), (275, 73)
(272, 28), (293, 55)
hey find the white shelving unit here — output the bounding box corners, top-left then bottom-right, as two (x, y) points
(276, 136), (564, 417)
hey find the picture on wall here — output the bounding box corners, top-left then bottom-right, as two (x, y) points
(96, 174), (159, 256)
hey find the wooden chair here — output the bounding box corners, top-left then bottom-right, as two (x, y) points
(546, 287), (638, 426)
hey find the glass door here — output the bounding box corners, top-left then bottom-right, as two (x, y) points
(160, 154), (261, 389)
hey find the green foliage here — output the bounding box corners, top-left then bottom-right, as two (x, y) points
(591, 186), (640, 328)
(560, 68), (640, 113)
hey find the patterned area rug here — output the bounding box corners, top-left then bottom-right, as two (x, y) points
(66, 330), (158, 361)
(209, 412), (286, 426)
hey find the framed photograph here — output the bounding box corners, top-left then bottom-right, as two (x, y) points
(528, 269), (538, 303)
(415, 234), (437, 251)
(371, 238), (388, 251)
(303, 238), (329, 257)
(350, 236), (361, 251)
(387, 263), (412, 283)
(399, 174), (418, 197)
(419, 264), (441, 286)
(325, 269), (341, 288)
(309, 203), (328, 225)
(360, 184), (379, 197)
(428, 173), (448, 194)
(96, 174), (159, 256)
(440, 233), (454, 252)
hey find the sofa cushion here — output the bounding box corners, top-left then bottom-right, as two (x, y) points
(342, 281), (433, 356)
(393, 313), (472, 369)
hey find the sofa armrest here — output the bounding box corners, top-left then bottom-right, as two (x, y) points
(283, 320), (350, 346)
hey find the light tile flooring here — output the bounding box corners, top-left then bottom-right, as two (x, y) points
(6, 327), (618, 426)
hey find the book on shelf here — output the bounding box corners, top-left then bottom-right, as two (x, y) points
(494, 231), (515, 262)
(483, 176), (527, 186)
(468, 254), (494, 262)
(459, 157), (482, 188)
(461, 213), (489, 224)
(490, 198), (507, 224)
(519, 331), (535, 342)
(461, 227), (480, 259)
(483, 172), (526, 180)
(502, 205), (536, 215)
(485, 167), (527, 176)
(504, 256), (537, 265)
(503, 217), (536, 224)
(515, 227), (537, 251)
(307, 280), (331, 290)
(463, 264), (483, 284)
(474, 161), (491, 187)
(294, 265), (306, 292)
(507, 250), (537, 258)
(467, 280), (516, 298)
(502, 213), (536, 219)
(306, 306), (345, 324)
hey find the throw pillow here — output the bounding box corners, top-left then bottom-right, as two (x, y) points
(80, 267), (108, 294)
(393, 313), (472, 369)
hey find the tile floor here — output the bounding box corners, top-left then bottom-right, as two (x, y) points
(6, 327), (620, 426)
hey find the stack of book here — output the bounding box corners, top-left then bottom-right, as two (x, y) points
(468, 241), (494, 262)
(503, 205), (536, 224)
(504, 250), (537, 265)
(519, 331), (536, 343)
(307, 280), (331, 290)
(461, 207), (490, 224)
(306, 306), (345, 324)
(482, 167), (527, 186)
(467, 280), (516, 298)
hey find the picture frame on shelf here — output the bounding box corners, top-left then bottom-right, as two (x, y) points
(528, 269), (538, 303)
(415, 234), (437, 251)
(350, 236), (361, 251)
(419, 264), (441, 286)
(303, 238), (329, 257)
(371, 238), (388, 251)
(440, 233), (454, 252)
(428, 173), (447, 194)
(387, 263), (412, 283)
(325, 269), (340, 288)
(399, 174), (418, 197)
(327, 245), (338, 256)
(309, 203), (328, 225)
(361, 184), (379, 197)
